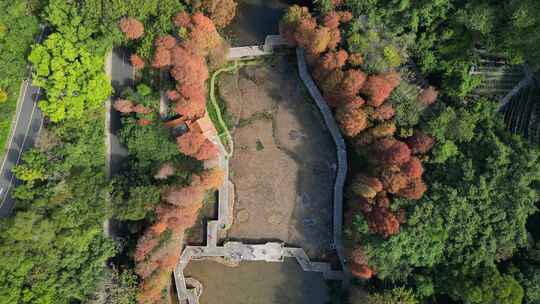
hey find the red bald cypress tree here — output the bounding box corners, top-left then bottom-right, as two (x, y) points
(194, 139), (219, 160)
(372, 138), (411, 166)
(380, 169), (409, 194)
(202, 0), (238, 28)
(405, 132), (435, 154)
(166, 90), (181, 101)
(174, 98), (206, 119)
(137, 118), (152, 126)
(398, 178), (427, 200)
(323, 11), (340, 29)
(113, 99), (134, 113)
(199, 168), (225, 190)
(174, 11), (192, 28)
(130, 54), (145, 69)
(335, 105), (368, 137)
(401, 157), (424, 179)
(170, 44), (209, 85)
(155, 35), (177, 50)
(365, 207), (400, 237)
(362, 75), (395, 107)
(133, 104), (153, 114)
(313, 50), (348, 82)
(176, 130), (205, 156)
(151, 45), (172, 68)
(371, 103), (395, 121)
(418, 86), (438, 106)
(119, 17), (144, 40)
(339, 69), (367, 98)
(348, 52), (363, 66)
(328, 28), (341, 50)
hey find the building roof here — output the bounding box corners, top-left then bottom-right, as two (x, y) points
(187, 112), (217, 139)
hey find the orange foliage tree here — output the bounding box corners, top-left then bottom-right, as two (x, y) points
(202, 0), (238, 28)
(335, 105), (368, 137)
(119, 17), (144, 40)
(398, 177), (427, 200)
(361, 74), (399, 107)
(400, 157), (423, 179)
(133, 10), (230, 303)
(371, 104), (395, 121)
(372, 138), (411, 166)
(176, 130), (206, 156)
(194, 139), (220, 160)
(113, 99), (134, 113)
(323, 11), (340, 29)
(365, 206), (400, 238)
(130, 54), (145, 69)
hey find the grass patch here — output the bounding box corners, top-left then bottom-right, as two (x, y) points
(255, 139), (264, 151)
(207, 59), (264, 157)
(237, 111), (273, 128)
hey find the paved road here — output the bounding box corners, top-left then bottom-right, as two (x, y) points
(0, 28), (46, 218)
(108, 47), (132, 176)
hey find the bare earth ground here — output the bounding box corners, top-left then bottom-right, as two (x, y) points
(218, 54), (336, 259)
(184, 259), (330, 304)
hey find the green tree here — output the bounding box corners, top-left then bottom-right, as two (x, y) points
(11, 149), (47, 185)
(28, 33), (112, 122)
(367, 287), (420, 304)
(446, 267), (524, 304)
(119, 118), (178, 167)
(113, 185), (160, 221)
(88, 267), (139, 304)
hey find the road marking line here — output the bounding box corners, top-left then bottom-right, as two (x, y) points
(0, 89), (40, 207)
(0, 27), (45, 176)
(0, 81), (30, 174)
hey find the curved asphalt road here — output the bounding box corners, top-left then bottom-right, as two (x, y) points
(109, 47), (131, 176)
(0, 28), (47, 218)
(0, 42), (133, 218)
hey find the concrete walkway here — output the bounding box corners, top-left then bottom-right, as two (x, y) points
(227, 35), (287, 60)
(174, 39), (347, 304)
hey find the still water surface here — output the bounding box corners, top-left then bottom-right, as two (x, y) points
(184, 258), (330, 304)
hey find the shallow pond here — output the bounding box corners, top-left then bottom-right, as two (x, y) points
(225, 0), (311, 46)
(184, 258), (330, 304)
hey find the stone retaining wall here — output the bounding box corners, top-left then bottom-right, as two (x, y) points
(173, 40), (348, 304)
(296, 48), (348, 272)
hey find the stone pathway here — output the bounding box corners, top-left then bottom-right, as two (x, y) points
(227, 35), (286, 60)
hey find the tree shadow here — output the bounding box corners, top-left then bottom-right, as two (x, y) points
(271, 258), (332, 304)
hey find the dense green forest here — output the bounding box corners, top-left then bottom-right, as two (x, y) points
(325, 0), (540, 99)
(287, 1), (540, 303)
(2, 0), (233, 303)
(0, 0), (114, 302)
(0, 0), (40, 153)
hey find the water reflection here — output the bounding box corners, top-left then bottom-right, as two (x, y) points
(184, 258), (330, 304)
(225, 0), (289, 46)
